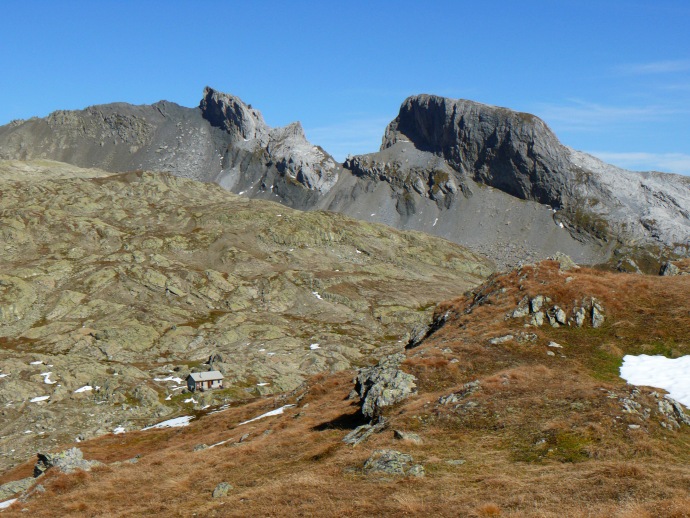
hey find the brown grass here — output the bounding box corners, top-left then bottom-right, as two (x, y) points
(2, 262), (690, 517)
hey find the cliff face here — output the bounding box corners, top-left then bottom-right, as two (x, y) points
(1, 89), (689, 269)
(382, 94), (570, 205)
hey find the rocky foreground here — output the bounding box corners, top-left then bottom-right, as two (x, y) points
(0, 159), (491, 471)
(0, 258), (688, 516)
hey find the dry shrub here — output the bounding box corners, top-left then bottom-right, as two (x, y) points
(476, 503), (501, 516)
(47, 470), (90, 494)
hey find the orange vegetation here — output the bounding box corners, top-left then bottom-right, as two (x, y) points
(2, 261), (690, 517)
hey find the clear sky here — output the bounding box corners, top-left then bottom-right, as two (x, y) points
(1, 0), (689, 173)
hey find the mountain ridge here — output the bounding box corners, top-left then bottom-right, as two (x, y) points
(1, 87), (689, 270)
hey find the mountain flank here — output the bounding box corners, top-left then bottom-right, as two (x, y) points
(0, 159), (490, 472)
(2, 88), (689, 270)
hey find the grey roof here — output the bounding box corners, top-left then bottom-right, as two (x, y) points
(188, 370), (224, 382)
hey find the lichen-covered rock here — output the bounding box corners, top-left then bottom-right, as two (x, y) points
(363, 449), (424, 477)
(353, 353), (417, 420)
(0, 477), (34, 500)
(212, 482), (233, 498)
(439, 380), (481, 405)
(34, 448), (102, 477)
(591, 299), (605, 328)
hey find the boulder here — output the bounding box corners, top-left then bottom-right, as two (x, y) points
(352, 354), (417, 420)
(34, 447), (102, 477)
(212, 481), (233, 498)
(363, 449), (424, 477)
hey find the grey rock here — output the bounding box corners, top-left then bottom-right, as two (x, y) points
(193, 444), (209, 451)
(511, 296), (530, 318)
(212, 481), (233, 498)
(660, 262), (681, 276)
(530, 295), (545, 313)
(353, 354), (417, 420)
(34, 447), (102, 477)
(439, 380), (480, 405)
(393, 430), (422, 444)
(530, 311), (544, 327)
(0, 478), (34, 500)
(573, 307), (586, 327)
(591, 299), (605, 328)
(363, 449), (423, 477)
(551, 252), (578, 271)
(489, 335), (513, 345)
(342, 421), (386, 446)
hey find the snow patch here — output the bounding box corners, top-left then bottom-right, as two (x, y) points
(0, 374), (8, 378)
(620, 354), (690, 406)
(74, 385), (93, 393)
(0, 498), (17, 509)
(30, 396), (50, 403)
(41, 372), (57, 384)
(154, 376), (184, 384)
(238, 404), (295, 426)
(312, 291), (323, 300)
(29, 361), (43, 365)
(113, 426), (126, 434)
(142, 415), (194, 430)
(433, 218), (438, 227)
(310, 343), (320, 350)
(184, 398), (197, 404)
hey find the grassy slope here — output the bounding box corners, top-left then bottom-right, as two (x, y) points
(2, 262), (690, 516)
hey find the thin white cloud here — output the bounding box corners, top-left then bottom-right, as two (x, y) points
(533, 99), (688, 132)
(588, 151), (690, 175)
(617, 59), (690, 75)
(304, 117), (392, 161)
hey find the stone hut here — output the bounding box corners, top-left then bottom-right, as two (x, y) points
(187, 371), (224, 392)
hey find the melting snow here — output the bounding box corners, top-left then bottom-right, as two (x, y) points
(310, 343), (320, 350)
(0, 374), (8, 378)
(113, 426), (126, 434)
(257, 382), (269, 386)
(312, 291), (323, 300)
(620, 354), (690, 406)
(41, 372), (57, 384)
(142, 415), (194, 430)
(0, 498), (17, 510)
(355, 249), (362, 254)
(30, 396), (50, 403)
(154, 376), (183, 384)
(238, 404), (295, 426)
(29, 361), (43, 365)
(184, 398), (197, 404)
(74, 385), (93, 393)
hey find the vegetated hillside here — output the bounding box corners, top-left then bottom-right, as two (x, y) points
(0, 159), (491, 472)
(2, 88), (689, 270)
(3, 260), (689, 517)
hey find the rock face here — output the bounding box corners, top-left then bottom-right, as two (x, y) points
(2, 89), (689, 269)
(352, 353), (417, 420)
(376, 95), (690, 265)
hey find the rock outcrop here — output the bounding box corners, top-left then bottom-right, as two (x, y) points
(34, 448), (102, 477)
(352, 353), (417, 420)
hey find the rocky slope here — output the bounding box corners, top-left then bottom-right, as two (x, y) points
(1, 259), (689, 516)
(0, 159), (490, 472)
(2, 89), (689, 270)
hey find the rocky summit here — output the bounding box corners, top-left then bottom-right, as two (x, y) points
(0, 159), (490, 472)
(2, 88), (689, 270)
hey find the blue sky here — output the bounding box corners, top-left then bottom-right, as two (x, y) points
(1, 0), (689, 173)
